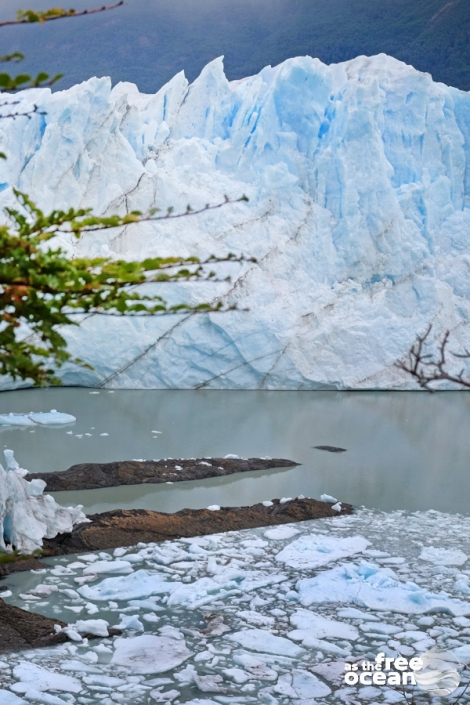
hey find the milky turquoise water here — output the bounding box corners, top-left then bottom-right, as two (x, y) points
(0, 388), (469, 514)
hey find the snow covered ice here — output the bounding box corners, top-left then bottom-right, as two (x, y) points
(2, 508), (470, 704)
(0, 54), (469, 389)
(0, 449), (87, 553)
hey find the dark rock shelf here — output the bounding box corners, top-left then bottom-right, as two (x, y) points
(30, 457), (299, 492)
(43, 496), (353, 554)
(0, 599), (68, 653)
(0, 599), (122, 654)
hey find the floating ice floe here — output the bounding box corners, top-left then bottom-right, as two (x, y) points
(111, 635), (192, 674)
(297, 561), (470, 615)
(78, 570), (174, 602)
(0, 449), (87, 553)
(11, 662), (81, 694)
(227, 629), (305, 657)
(288, 608), (359, 642)
(419, 546), (468, 566)
(0, 410), (76, 427)
(275, 533), (370, 569)
(264, 525), (300, 540)
(0, 692), (27, 705)
(2, 510), (470, 704)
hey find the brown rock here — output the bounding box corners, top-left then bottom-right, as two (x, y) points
(0, 557), (46, 579)
(29, 457), (299, 492)
(0, 599), (122, 654)
(44, 497), (353, 554)
(0, 598), (68, 653)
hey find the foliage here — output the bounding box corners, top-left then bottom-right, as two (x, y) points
(0, 2), (251, 387)
(0, 4), (124, 92)
(0, 547), (45, 563)
(0, 191), (250, 386)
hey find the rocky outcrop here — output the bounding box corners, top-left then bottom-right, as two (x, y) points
(30, 457), (299, 491)
(43, 496), (352, 554)
(0, 556), (45, 579)
(0, 598), (68, 653)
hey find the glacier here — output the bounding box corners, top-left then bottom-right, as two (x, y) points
(0, 449), (87, 554)
(0, 53), (469, 389)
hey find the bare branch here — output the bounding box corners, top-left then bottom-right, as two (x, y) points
(0, 102), (44, 120)
(396, 325), (470, 390)
(0, 2), (124, 28)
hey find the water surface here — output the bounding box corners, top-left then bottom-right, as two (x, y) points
(1, 388), (469, 514)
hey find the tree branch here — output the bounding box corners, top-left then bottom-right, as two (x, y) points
(54, 195), (250, 234)
(396, 325), (470, 390)
(0, 102), (44, 120)
(0, 2), (124, 28)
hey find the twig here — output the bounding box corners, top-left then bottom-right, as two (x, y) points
(0, 102), (44, 120)
(55, 196), (250, 234)
(0, 2), (124, 27)
(396, 325), (470, 390)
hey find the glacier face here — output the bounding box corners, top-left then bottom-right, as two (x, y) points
(0, 53), (469, 389)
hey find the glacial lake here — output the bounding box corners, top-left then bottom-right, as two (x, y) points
(1, 388), (469, 515)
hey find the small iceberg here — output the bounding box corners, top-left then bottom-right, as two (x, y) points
(29, 410), (76, 425)
(0, 410), (76, 427)
(0, 414), (36, 427)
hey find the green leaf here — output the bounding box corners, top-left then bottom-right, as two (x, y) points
(0, 53), (24, 64)
(14, 74), (31, 86)
(0, 74), (13, 89)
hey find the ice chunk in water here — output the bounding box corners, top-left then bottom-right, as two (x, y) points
(111, 634), (191, 673)
(227, 628), (305, 657)
(0, 692), (28, 705)
(419, 547), (467, 565)
(289, 608), (359, 640)
(83, 560), (133, 575)
(73, 619), (109, 636)
(275, 533), (370, 569)
(0, 414), (35, 427)
(264, 525), (300, 540)
(28, 411), (76, 425)
(77, 570), (175, 601)
(11, 662), (81, 693)
(297, 561), (470, 615)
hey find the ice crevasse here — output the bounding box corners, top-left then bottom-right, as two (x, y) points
(0, 53), (469, 389)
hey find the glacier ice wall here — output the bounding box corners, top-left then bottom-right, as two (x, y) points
(0, 53), (469, 389)
(0, 450), (87, 554)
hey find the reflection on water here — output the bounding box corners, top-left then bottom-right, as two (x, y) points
(0, 388), (469, 514)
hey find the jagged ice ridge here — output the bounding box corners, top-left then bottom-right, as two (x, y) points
(0, 450), (87, 554)
(0, 53), (469, 389)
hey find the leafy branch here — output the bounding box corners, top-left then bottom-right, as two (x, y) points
(0, 191), (252, 386)
(0, 3), (125, 91)
(0, 2), (124, 27)
(54, 195), (249, 235)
